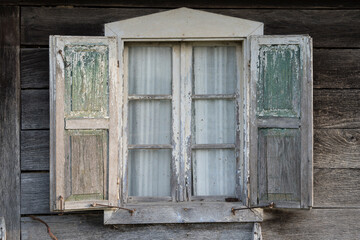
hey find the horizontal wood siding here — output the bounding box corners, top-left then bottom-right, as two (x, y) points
(21, 168), (360, 214)
(20, 48), (49, 89)
(314, 129), (360, 169)
(21, 215), (253, 239)
(2, 0), (360, 8)
(16, 3), (360, 240)
(21, 173), (49, 214)
(21, 8), (360, 48)
(21, 48), (360, 90)
(20, 88), (360, 130)
(262, 209), (360, 239)
(21, 130), (49, 171)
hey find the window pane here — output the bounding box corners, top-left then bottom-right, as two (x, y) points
(129, 100), (171, 144)
(128, 149), (171, 197)
(192, 149), (236, 196)
(193, 100), (235, 144)
(193, 46), (237, 94)
(129, 46), (172, 95)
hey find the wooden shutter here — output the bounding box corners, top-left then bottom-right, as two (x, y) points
(50, 36), (119, 211)
(249, 35), (313, 208)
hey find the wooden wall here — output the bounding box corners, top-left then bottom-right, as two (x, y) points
(1, 1), (360, 239)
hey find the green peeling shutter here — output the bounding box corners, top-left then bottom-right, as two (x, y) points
(249, 35), (313, 208)
(50, 36), (119, 211)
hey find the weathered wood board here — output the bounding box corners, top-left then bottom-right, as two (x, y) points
(20, 48), (360, 90)
(314, 129), (360, 169)
(21, 168), (360, 214)
(20, 48), (49, 89)
(20, 129), (360, 172)
(313, 168), (360, 207)
(21, 7), (360, 48)
(314, 49), (360, 89)
(21, 215), (253, 240)
(21, 173), (50, 214)
(313, 89), (360, 129)
(21, 89), (49, 129)
(21, 130), (49, 171)
(0, 6), (20, 240)
(21, 89), (360, 130)
(3, 0), (360, 8)
(262, 209), (360, 240)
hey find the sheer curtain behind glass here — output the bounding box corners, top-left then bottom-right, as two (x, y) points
(128, 46), (172, 197)
(192, 46), (237, 196)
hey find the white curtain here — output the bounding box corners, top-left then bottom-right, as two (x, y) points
(128, 46), (172, 197)
(192, 46), (237, 196)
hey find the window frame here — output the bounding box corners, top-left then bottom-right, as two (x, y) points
(101, 9), (265, 222)
(122, 41), (244, 204)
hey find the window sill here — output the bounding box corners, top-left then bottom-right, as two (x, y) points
(103, 202), (262, 225)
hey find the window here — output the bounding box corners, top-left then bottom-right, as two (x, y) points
(50, 8), (313, 224)
(123, 42), (242, 203)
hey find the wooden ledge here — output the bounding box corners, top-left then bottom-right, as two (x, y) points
(104, 202), (262, 225)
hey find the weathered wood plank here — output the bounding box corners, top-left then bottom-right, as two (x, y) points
(21, 214), (253, 240)
(314, 129), (360, 169)
(314, 89), (360, 129)
(20, 130), (360, 172)
(21, 129), (360, 172)
(262, 208), (360, 240)
(21, 48), (360, 90)
(20, 48), (48, 89)
(0, 6), (21, 240)
(3, 0), (360, 8)
(21, 130), (49, 171)
(21, 89), (49, 129)
(20, 89), (360, 131)
(21, 173), (50, 214)
(21, 8), (360, 48)
(313, 168), (360, 208)
(314, 49), (360, 89)
(21, 168), (360, 215)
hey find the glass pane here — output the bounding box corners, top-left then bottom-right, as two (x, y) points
(128, 46), (172, 95)
(129, 100), (171, 144)
(193, 46), (237, 94)
(128, 149), (171, 197)
(192, 149), (236, 196)
(193, 100), (235, 144)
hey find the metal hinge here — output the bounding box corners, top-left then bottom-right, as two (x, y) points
(58, 195), (64, 211)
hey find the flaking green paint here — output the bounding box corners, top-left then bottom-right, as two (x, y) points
(64, 44), (109, 118)
(257, 44), (301, 118)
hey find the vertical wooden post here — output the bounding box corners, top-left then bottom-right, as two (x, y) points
(0, 6), (20, 240)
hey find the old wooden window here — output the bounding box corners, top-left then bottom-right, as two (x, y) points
(50, 8), (313, 224)
(122, 42), (243, 203)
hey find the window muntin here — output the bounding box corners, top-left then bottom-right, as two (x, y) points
(124, 42), (242, 202)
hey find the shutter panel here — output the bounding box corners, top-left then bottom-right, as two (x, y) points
(50, 36), (119, 211)
(249, 36), (313, 208)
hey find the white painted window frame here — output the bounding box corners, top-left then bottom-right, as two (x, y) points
(122, 41), (244, 204)
(103, 8), (264, 224)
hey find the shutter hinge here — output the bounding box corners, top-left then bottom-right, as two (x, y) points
(58, 195), (64, 212)
(117, 177), (120, 185)
(117, 60), (119, 68)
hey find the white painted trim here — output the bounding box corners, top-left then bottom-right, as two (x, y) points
(105, 8), (263, 39)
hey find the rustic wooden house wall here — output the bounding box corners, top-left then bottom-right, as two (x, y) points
(1, 1), (360, 239)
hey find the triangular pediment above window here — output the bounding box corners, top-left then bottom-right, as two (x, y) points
(105, 7), (263, 38)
